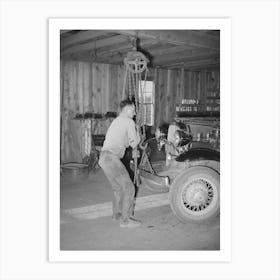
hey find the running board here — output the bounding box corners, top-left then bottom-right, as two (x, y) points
(138, 168), (170, 192)
(130, 161), (170, 191)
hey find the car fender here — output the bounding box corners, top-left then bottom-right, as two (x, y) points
(175, 148), (220, 163)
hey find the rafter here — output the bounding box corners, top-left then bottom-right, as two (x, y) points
(61, 35), (129, 56)
(153, 50), (219, 66)
(116, 30), (219, 50)
(95, 38), (155, 57)
(161, 59), (220, 70)
(148, 45), (197, 57)
(60, 30), (117, 49)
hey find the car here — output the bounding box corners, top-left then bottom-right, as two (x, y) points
(134, 121), (220, 224)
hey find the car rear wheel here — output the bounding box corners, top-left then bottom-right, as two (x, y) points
(169, 166), (220, 223)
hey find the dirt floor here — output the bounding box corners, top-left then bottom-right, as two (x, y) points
(60, 166), (220, 251)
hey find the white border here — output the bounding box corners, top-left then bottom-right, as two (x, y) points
(49, 18), (231, 262)
(1, 1), (279, 278)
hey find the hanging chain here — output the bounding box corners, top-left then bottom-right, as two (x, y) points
(127, 67), (132, 101)
(122, 50), (149, 186)
(132, 71), (139, 118)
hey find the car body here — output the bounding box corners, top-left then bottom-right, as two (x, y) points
(136, 121), (220, 223)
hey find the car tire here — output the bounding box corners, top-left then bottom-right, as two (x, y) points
(169, 166), (220, 223)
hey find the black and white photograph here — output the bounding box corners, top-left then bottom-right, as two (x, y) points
(57, 25), (224, 252)
(1, 0), (279, 279)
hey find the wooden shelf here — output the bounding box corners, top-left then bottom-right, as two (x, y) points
(176, 96), (220, 118)
(206, 96), (220, 99)
(176, 111), (220, 118)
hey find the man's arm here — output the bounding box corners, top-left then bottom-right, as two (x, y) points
(127, 120), (141, 148)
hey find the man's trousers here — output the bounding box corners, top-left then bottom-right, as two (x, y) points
(99, 150), (135, 221)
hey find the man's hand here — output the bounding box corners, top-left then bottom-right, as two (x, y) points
(132, 148), (140, 158)
(140, 133), (146, 141)
(136, 124), (141, 134)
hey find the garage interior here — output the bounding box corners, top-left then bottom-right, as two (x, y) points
(60, 30), (220, 250)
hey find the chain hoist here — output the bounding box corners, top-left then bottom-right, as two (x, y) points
(122, 49), (149, 185)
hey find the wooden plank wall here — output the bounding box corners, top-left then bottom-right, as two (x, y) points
(152, 68), (220, 127)
(153, 68), (181, 128)
(182, 69), (220, 102)
(61, 60), (126, 162)
(62, 61), (125, 115)
(60, 59), (219, 162)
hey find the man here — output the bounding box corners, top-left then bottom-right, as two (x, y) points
(99, 99), (141, 228)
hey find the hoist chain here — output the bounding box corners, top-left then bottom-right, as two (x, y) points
(132, 72), (138, 118)
(139, 72), (144, 139)
(122, 51), (149, 186)
(127, 67), (132, 101)
(134, 71), (140, 124)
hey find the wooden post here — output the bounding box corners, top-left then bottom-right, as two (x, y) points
(60, 60), (64, 164)
(180, 65), (184, 101)
(197, 71), (201, 100)
(201, 70), (207, 107)
(122, 68), (128, 100)
(154, 66), (159, 127)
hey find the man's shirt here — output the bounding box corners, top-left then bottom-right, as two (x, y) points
(101, 115), (140, 158)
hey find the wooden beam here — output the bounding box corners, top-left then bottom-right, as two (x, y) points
(61, 35), (129, 56)
(94, 41), (132, 56)
(186, 64), (220, 71)
(161, 65), (219, 71)
(180, 66), (184, 101)
(62, 39), (135, 61)
(153, 50), (219, 66)
(95, 38), (155, 57)
(162, 60), (220, 70)
(61, 30), (117, 49)
(61, 38), (156, 63)
(97, 53), (124, 64)
(149, 45), (197, 57)
(116, 30), (219, 50)
(63, 52), (124, 66)
(62, 47), (126, 64)
(94, 39), (159, 63)
(161, 57), (219, 66)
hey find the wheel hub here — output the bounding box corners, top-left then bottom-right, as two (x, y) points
(182, 179), (214, 211)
